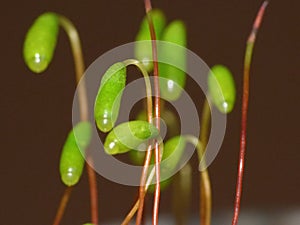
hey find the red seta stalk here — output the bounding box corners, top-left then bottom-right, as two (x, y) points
(136, 1), (162, 225)
(232, 1), (269, 225)
(52, 16), (99, 225)
(52, 187), (73, 225)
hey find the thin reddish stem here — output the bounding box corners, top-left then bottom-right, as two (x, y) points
(144, 1), (161, 225)
(122, 60), (153, 225)
(86, 161), (99, 224)
(144, 0), (160, 127)
(132, 1), (161, 225)
(153, 141), (161, 225)
(57, 16), (99, 225)
(199, 100), (212, 225)
(136, 145), (153, 225)
(52, 187), (73, 225)
(122, 199), (140, 225)
(232, 2), (269, 225)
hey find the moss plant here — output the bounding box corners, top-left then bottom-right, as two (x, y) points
(22, 1), (269, 225)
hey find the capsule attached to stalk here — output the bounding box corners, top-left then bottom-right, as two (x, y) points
(59, 122), (92, 186)
(94, 62), (126, 132)
(208, 65), (236, 114)
(159, 20), (187, 101)
(104, 120), (159, 155)
(160, 135), (186, 176)
(23, 12), (59, 73)
(135, 9), (166, 72)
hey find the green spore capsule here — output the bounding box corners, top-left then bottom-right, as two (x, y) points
(160, 136), (186, 177)
(94, 62), (126, 132)
(130, 136), (185, 192)
(60, 122), (92, 186)
(130, 136), (185, 179)
(208, 65), (236, 114)
(129, 109), (180, 165)
(135, 9), (166, 72)
(159, 20), (187, 101)
(104, 120), (159, 155)
(23, 12), (59, 73)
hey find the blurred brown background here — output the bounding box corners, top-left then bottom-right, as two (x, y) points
(1, 0), (300, 224)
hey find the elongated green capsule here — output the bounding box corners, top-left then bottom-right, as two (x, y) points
(59, 122), (92, 186)
(129, 135), (186, 192)
(23, 12), (59, 73)
(159, 20), (187, 101)
(208, 65), (236, 114)
(135, 9), (166, 72)
(135, 108), (178, 132)
(94, 62), (126, 132)
(160, 136), (186, 176)
(104, 120), (159, 155)
(129, 109), (179, 164)
(129, 136), (186, 175)
(154, 136), (186, 191)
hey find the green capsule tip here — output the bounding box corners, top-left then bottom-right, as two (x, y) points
(61, 167), (81, 187)
(104, 121), (159, 155)
(94, 62), (127, 132)
(135, 9), (167, 72)
(159, 19), (187, 101)
(59, 122), (92, 187)
(208, 64), (236, 114)
(23, 12), (59, 73)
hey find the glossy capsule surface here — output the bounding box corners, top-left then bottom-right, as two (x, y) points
(160, 135), (186, 176)
(23, 12), (59, 73)
(130, 135), (186, 177)
(59, 122), (92, 186)
(135, 9), (166, 72)
(104, 120), (159, 155)
(159, 20), (187, 101)
(94, 62), (126, 132)
(208, 65), (236, 114)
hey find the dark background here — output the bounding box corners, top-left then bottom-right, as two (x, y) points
(1, 0), (300, 224)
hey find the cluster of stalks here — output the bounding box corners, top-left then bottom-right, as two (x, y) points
(23, 1), (269, 225)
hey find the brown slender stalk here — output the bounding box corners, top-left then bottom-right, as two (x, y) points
(172, 163), (192, 225)
(232, 2), (269, 225)
(123, 59), (153, 122)
(52, 187), (73, 225)
(199, 99), (212, 225)
(138, 1), (162, 225)
(122, 199), (140, 225)
(51, 15), (99, 225)
(185, 132), (212, 225)
(121, 166), (157, 225)
(122, 59), (154, 225)
(58, 15), (88, 122)
(136, 145), (152, 225)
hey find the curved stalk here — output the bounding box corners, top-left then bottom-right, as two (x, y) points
(172, 163), (192, 225)
(121, 164), (157, 225)
(123, 59), (153, 225)
(58, 16), (88, 121)
(143, 1), (161, 224)
(198, 99), (212, 225)
(52, 187), (73, 225)
(185, 135), (211, 225)
(52, 15), (99, 225)
(123, 59), (153, 122)
(232, 2), (269, 225)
